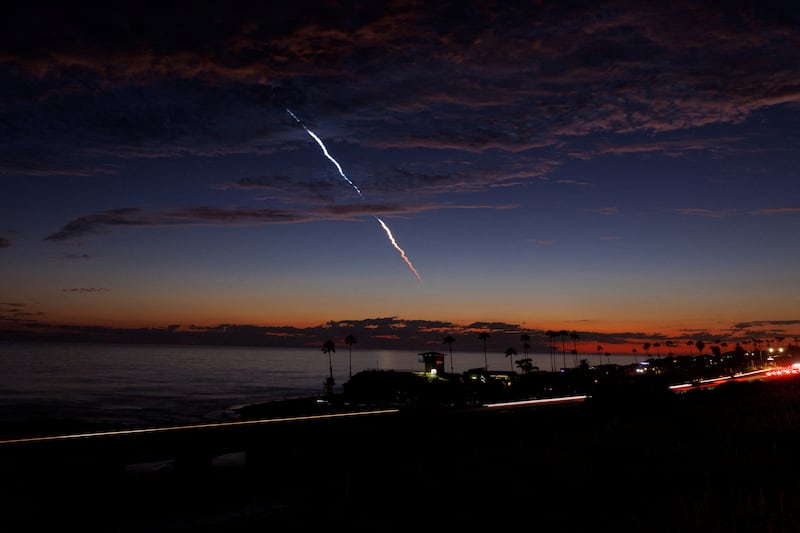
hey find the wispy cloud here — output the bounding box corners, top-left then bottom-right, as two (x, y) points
(730, 320), (800, 339)
(43, 207), (311, 242)
(747, 207), (800, 215)
(0, 302), (44, 323)
(61, 288), (110, 293)
(673, 208), (733, 218)
(589, 207), (622, 216)
(44, 201), (518, 243)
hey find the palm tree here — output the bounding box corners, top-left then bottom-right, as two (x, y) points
(478, 332), (491, 369)
(570, 331), (580, 366)
(596, 345), (603, 365)
(695, 340), (705, 355)
(546, 330), (558, 372)
(321, 340), (336, 397)
(443, 335), (456, 374)
(344, 334), (356, 379)
(504, 347), (518, 372)
(520, 333), (531, 359)
(559, 330), (569, 369)
(516, 357), (534, 375)
(753, 338), (763, 366)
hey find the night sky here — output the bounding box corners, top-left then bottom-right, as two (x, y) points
(2, 1), (800, 353)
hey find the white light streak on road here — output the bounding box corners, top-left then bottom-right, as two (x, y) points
(483, 395), (588, 408)
(0, 408), (400, 446)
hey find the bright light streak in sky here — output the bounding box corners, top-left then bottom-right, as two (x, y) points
(286, 108), (363, 197)
(287, 108), (423, 283)
(376, 217), (424, 284)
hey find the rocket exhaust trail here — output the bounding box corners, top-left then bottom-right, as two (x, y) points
(286, 109), (363, 198)
(376, 217), (424, 284)
(287, 108), (423, 284)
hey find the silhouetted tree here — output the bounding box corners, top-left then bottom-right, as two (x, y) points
(695, 340), (705, 355)
(596, 345), (603, 365)
(559, 330), (569, 368)
(443, 334), (456, 374)
(515, 358), (534, 374)
(478, 332), (491, 369)
(753, 338), (763, 366)
(521, 333), (531, 359)
(322, 339), (336, 397)
(345, 334), (356, 379)
(504, 347), (518, 372)
(546, 330), (558, 372)
(570, 331), (580, 365)
(733, 343), (747, 370)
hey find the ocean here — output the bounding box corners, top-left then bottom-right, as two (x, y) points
(0, 341), (633, 432)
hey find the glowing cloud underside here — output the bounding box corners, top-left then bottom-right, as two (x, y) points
(287, 108), (423, 284)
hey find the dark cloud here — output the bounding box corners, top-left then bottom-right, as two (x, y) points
(168, 206), (308, 224)
(2, 1), (799, 178)
(44, 200), (514, 242)
(0, 237), (10, 248)
(733, 320), (800, 328)
(0, 302), (44, 323)
(43, 208), (154, 242)
(747, 207), (800, 215)
(44, 206), (312, 242)
(672, 208), (733, 218)
(61, 288), (110, 293)
(3, 312), (798, 350)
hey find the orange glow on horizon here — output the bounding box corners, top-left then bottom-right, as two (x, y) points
(22, 299), (791, 356)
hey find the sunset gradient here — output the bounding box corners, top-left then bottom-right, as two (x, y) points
(2, 1), (800, 354)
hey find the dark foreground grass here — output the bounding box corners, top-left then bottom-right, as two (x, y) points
(3, 376), (800, 532)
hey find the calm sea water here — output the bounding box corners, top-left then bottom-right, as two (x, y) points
(0, 342), (633, 430)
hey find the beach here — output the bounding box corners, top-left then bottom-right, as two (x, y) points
(2, 375), (800, 532)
